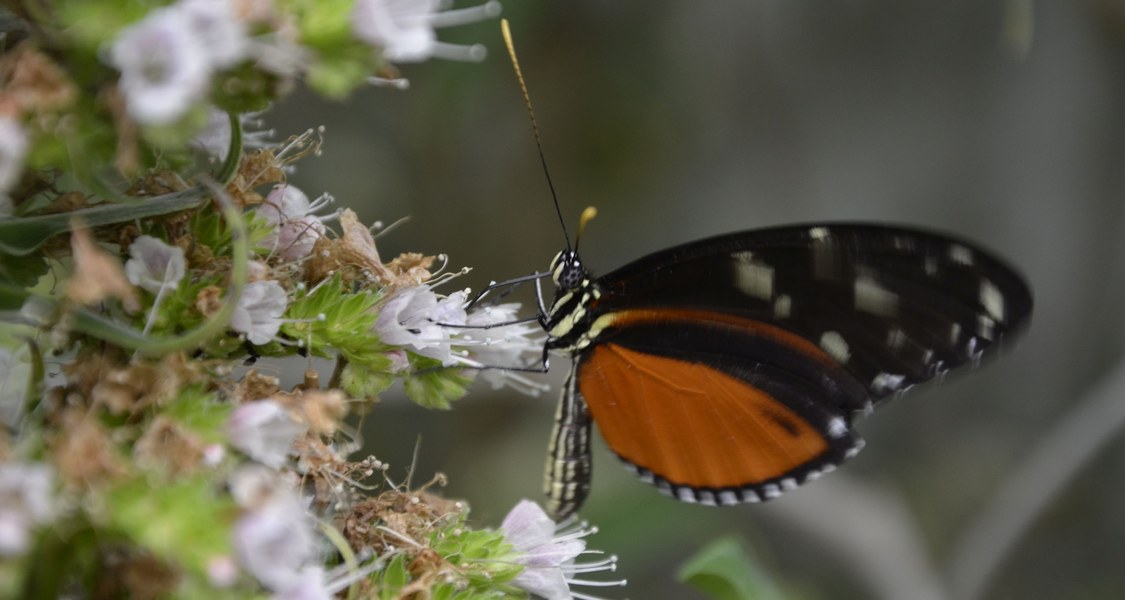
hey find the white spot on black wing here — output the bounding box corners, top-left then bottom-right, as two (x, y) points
(827, 416), (848, 439)
(820, 331), (851, 363)
(980, 278), (1005, 322)
(774, 294), (792, 319)
(731, 252), (775, 301)
(855, 274), (900, 317)
(871, 372), (907, 395)
(949, 244), (974, 265)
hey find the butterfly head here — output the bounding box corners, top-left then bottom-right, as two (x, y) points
(550, 249), (587, 292)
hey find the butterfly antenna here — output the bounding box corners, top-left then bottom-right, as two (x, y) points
(501, 19), (572, 251)
(575, 206), (597, 252)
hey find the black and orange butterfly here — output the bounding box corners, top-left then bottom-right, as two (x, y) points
(494, 21), (1033, 520)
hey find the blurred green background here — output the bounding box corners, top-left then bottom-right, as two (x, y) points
(267, 1), (1125, 598)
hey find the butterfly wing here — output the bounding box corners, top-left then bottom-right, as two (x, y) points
(546, 223), (1031, 515)
(593, 223), (1032, 400)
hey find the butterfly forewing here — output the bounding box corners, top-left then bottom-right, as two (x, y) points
(544, 223), (1031, 518)
(592, 224), (1032, 399)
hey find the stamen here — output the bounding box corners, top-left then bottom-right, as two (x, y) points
(369, 76), (411, 90)
(428, 0), (502, 27)
(429, 41), (488, 62)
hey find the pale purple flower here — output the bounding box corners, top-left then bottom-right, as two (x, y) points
(255, 185), (330, 261)
(231, 280), (288, 345)
(0, 463), (55, 557)
(271, 567), (331, 600)
(233, 483), (319, 592)
(207, 555), (240, 587)
(352, 0), (501, 63)
(0, 116), (28, 200)
(271, 561), (384, 600)
(463, 302), (548, 395)
(193, 108), (275, 160)
(178, 0), (249, 69)
(226, 399), (307, 468)
(124, 235), (186, 295)
(500, 500), (625, 600)
(374, 285), (468, 365)
(110, 7), (211, 124)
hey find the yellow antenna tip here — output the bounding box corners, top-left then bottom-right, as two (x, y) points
(575, 206), (598, 250)
(580, 206), (598, 227)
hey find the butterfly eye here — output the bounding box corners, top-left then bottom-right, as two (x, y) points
(551, 250), (586, 291)
(559, 256), (586, 291)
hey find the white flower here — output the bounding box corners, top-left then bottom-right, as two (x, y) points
(255, 185), (330, 261)
(124, 235), (186, 295)
(374, 285), (467, 365)
(271, 561), (383, 600)
(500, 500), (625, 600)
(352, 0), (501, 63)
(226, 399), (307, 468)
(231, 279), (288, 345)
(0, 116), (28, 199)
(271, 567), (331, 600)
(110, 7), (212, 124)
(463, 303), (548, 395)
(233, 481), (319, 592)
(178, 0), (249, 69)
(0, 463), (55, 557)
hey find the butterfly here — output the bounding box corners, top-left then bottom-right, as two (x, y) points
(535, 222), (1032, 519)
(493, 19), (1032, 519)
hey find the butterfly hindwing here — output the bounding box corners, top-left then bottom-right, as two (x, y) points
(574, 310), (866, 506)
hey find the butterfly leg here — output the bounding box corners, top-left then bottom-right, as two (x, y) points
(465, 271), (550, 310)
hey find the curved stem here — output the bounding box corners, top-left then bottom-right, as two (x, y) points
(216, 111), (245, 186)
(0, 187), (248, 355)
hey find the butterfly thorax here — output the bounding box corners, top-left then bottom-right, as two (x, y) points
(544, 250), (604, 353)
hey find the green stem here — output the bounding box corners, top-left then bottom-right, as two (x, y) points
(0, 187), (209, 256)
(215, 111), (245, 186)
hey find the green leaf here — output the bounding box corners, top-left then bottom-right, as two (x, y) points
(379, 553), (410, 600)
(0, 188), (208, 256)
(402, 356), (472, 410)
(0, 252), (49, 290)
(339, 360), (394, 400)
(162, 385), (232, 443)
(104, 476), (235, 578)
(281, 275), (386, 364)
(678, 537), (787, 600)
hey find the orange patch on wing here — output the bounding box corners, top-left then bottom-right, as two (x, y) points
(578, 343), (829, 489)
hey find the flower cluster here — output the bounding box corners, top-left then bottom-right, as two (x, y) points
(0, 2), (635, 599)
(0, 0), (501, 198)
